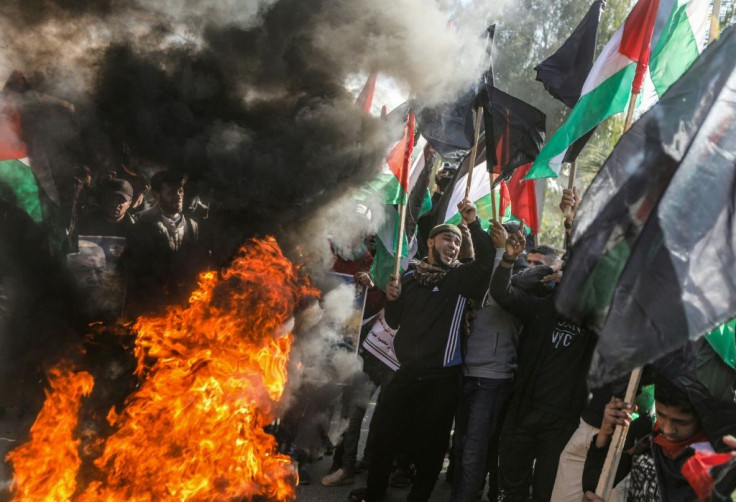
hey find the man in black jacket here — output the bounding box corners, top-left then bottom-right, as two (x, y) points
(354, 199), (493, 502)
(490, 229), (597, 501)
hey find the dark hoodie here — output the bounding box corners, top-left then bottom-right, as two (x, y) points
(489, 263), (597, 420)
(384, 218), (492, 374)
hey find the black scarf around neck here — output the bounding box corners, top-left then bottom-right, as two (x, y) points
(414, 259), (457, 287)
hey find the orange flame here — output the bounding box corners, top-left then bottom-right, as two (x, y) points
(6, 367), (94, 500)
(8, 238), (316, 501)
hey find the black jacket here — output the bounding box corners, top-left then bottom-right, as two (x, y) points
(384, 218), (493, 373)
(490, 264), (597, 420)
(583, 415), (700, 502)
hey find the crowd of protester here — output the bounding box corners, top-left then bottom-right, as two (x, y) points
(295, 177), (736, 502)
(66, 167), (211, 319)
(59, 163), (736, 502)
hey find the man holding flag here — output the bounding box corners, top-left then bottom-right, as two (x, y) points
(353, 198), (493, 502)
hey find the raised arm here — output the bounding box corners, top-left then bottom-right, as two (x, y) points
(488, 229), (543, 319)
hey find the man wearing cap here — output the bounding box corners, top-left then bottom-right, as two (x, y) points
(355, 198), (494, 502)
(77, 178), (136, 238)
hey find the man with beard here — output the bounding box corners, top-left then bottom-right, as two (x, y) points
(127, 170), (207, 309)
(352, 198), (494, 502)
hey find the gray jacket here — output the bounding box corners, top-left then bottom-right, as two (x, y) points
(463, 249), (522, 379)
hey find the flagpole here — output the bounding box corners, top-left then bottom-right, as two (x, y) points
(598, 9), (658, 491)
(709, 0), (722, 43)
(595, 367), (643, 498)
(567, 160), (577, 190)
(623, 91), (638, 132)
(465, 106), (484, 199)
(392, 202), (409, 280)
(490, 174), (497, 221)
(563, 160), (577, 250)
(392, 111), (416, 283)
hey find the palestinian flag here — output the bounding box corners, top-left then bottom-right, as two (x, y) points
(556, 26), (736, 383)
(527, 0), (710, 180)
(360, 111), (432, 291)
(434, 143), (511, 232)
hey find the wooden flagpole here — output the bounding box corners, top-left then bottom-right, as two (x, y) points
(595, 93), (642, 500)
(595, 6), (662, 492)
(563, 160), (577, 251)
(465, 106), (484, 199)
(623, 91), (638, 132)
(568, 160), (577, 190)
(392, 202), (409, 280)
(710, 0), (722, 43)
(392, 111), (416, 282)
(595, 367), (643, 498)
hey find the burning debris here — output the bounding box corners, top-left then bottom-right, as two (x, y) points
(8, 238), (317, 500)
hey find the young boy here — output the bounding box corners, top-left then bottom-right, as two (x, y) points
(583, 375), (708, 501)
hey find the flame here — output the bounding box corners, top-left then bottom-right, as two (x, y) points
(8, 238), (317, 501)
(6, 367), (94, 500)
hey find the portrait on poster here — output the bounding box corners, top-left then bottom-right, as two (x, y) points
(67, 235), (127, 317)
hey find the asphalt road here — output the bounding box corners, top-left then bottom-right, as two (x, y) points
(295, 401), (453, 502)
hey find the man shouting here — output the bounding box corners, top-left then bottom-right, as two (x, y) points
(355, 198), (494, 502)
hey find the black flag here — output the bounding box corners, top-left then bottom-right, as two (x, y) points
(535, 0), (604, 108)
(477, 86), (546, 187)
(556, 26), (736, 384)
(416, 87), (478, 162)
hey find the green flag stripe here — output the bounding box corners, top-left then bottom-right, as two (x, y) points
(369, 236), (398, 292)
(445, 190), (511, 232)
(705, 318), (736, 369)
(357, 173), (408, 205)
(575, 240), (631, 332)
(526, 64), (636, 180)
(649, 2), (701, 96)
(0, 159), (43, 223)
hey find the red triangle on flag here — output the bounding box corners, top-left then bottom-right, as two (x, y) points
(620, 0), (661, 93)
(0, 100), (27, 161)
(386, 111), (415, 193)
(507, 163), (539, 234)
(620, 0), (660, 61)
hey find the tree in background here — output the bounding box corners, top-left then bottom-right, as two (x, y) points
(490, 0), (734, 248)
